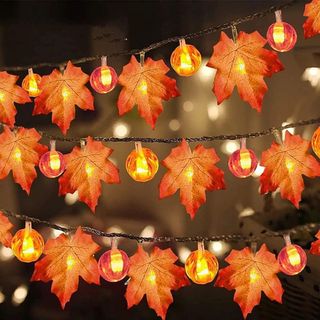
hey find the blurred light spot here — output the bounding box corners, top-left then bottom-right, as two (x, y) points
(0, 290), (5, 304)
(210, 241), (230, 256)
(221, 141), (239, 155)
(239, 207), (255, 218)
(140, 225), (155, 238)
(12, 285), (28, 306)
(51, 224), (66, 238)
(169, 119), (181, 131)
(113, 122), (130, 138)
(207, 102), (220, 121)
(0, 246), (13, 261)
(252, 163), (265, 178)
(178, 246), (191, 264)
(103, 225), (124, 246)
(65, 190), (79, 205)
(183, 101), (194, 112)
(302, 67), (320, 87)
(198, 60), (216, 82)
(282, 119), (295, 140)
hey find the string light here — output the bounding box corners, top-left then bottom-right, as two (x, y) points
(22, 68), (41, 97)
(311, 126), (320, 159)
(266, 10), (297, 52)
(126, 142), (159, 182)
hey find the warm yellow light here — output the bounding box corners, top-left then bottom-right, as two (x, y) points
(287, 246), (301, 266)
(179, 47), (193, 73)
(28, 75), (40, 96)
(14, 148), (22, 161)
(49, 152), (61, 170)
(239, 149), (252, 170)
(195, 256), (210, 279)
(147, 270), (156, 285)
(66, 254), (75, 270)
(249, 268), (260, 284)
(22, 236), (35, 256)
(85, 162), (94, 177)
(110, 251), (124, 273)
(273, 23), (285, 44)
(138, 80), (148, 95)
(100, 67), (112, 86)
(0, 92), (5, 102)
(185, 166), (194, 182)
(285, 158), (295, 173)
(135, 154), (149, 176)
(62, 86), (70, 99)
(235, 57), (246, 75)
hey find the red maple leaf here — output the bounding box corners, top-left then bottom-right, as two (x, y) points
(260, 131), (320, 208)
(33, 61), (94, 134)
(159, 139), (225, 218)
(31, 227), (100, 309)
(117, 55), (180, 129)
(0, 72), (31, 127)
(215, 244), (283, 319)
(58, 137), (120, 212)
(0, 126), (48, 193)
(207, 31), (283, 111)
(0, 211), (13, 247)
(125, 245), (189, 320)
(310, 230), (320, 255)
(303, 0), (320, 38)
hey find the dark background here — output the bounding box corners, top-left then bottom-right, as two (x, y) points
(0, 1), (320, 319)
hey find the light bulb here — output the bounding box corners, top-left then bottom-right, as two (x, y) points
(85, 162), (94, 177)
(62, 86), (70, 99)
(235, 57), (246, 75)
(249, 268), (260, 284)
(22, 68), (42, 97)
(14, 148), (22, 161)
(66, 254), (75, 270)
(138, 79), (148, 95)
(147, 270), (157, 285)
(285, 158), (294, 173)
(184, 166), (194, 182)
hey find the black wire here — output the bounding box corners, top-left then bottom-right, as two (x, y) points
(1, 208), (318, 243)
(2, 116), (319, 144)
(0, 0), (298, 72)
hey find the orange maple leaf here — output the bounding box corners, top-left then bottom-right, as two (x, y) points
(207, 31), (283, 111)
(0, 71), (31, 127)
(159, 139), (225, 218)
(310, 230), (320, 255)
(31, 227), (100, 309)
(125, 246), (189, 320)
(303, 0), (320, 38)
(215, 244), (283, 319)
(0, 126), (47, 193)
(33, 61), (94, 134)
(117, 55), (180, 129)
(260, 131), (320, 208)
(58, 137), (120, 212)
(0, 211), (13, 247)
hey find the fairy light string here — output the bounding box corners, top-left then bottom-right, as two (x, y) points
(1, 208), (319, 243)
(0, 0), (297, 72)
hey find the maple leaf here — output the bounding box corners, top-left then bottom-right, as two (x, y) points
(0, 71), (31, 127)
(31, 227), (100, 309)
(0, 126), (48, 193)
(0, 211), (13, 247)
(303, 0), (320, 38)
(215, 244), (283, 319)
(159, 139), (225, 218)
(117, 55), (180, 129)
(33, 61), (94, 134)
(207, 31), (283, 111)
(310, 230), (320, 255)
(125, 245), (189, 320)
(58, 137), (120, 212)
(260, 131), (320, 208)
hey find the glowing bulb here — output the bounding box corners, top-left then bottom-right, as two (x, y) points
(285, 158), (294, 173)
(287, 246), (301, 266)
(49, 152), (61, 170)
(100, 67), (112, 86)
(110, 251), (124, 273)
(66, 255), (75, 270)
(22, 236), (35, 256)
(147, 270), (156, 285)
(180, 49), (193, 73)
(249, 268), (260, 284)
(185, 166), (194, 182)
(138, 80), (148, 95)
(62, 86), (70, 99)
(235, 57), (246, 75)
(239, 149), (252, 170)
(22, 68), (42, 97)
(85, 162), (94, 177)
(196, 256), (210, 278)
(273, 23), (285, 44)
(14, 148), (22, 161)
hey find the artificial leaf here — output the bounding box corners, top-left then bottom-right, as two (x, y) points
(31, 227), (100, 309)
(215, 244), (283, 319)
(310, 230), (320, 255)
(125, 245), (189, 320)
(0, 72), (31, 127)
(260, 131), (320, 208)
(58, 137), (120, 212)
(0, 211), (13, 247)
(33, 61), (94, 134)
(117, 55), (180, 129)
(303, 0), (320, 38)
(0, 126), (47, 193)
(159, 139), (225, 218)
(207, 31), (283, 111)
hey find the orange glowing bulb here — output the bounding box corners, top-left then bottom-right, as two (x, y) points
(285, 158), (295, 173)
(170, 38), (202, 76)
(85, 162), (94, 177)
(184, 166), (194, 182)
(249, 268), (260, 284)
(62, 86), (70, 99)
(14, 147), (22, 161)
(11, 221), (44, 263)
(126, 142), (159, 182)
(138, 79), (148, 95)
(185, 242), (219, 285)
(147, 270), (157, 285)
(66, 254), (75, 270)
(22, 68), (42, 97)
(235, 57), (246, 75)
(311, 126), (320, 159)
